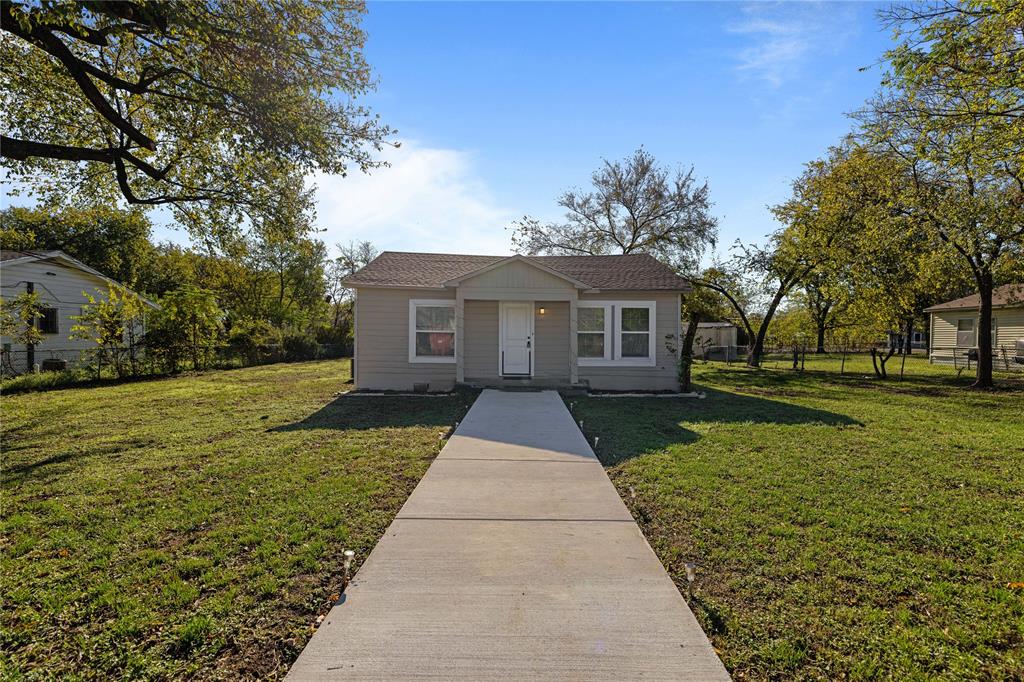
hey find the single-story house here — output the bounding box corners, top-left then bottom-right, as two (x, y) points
(343, 252), (691, 392)
(0, 250), (157, 374)
(925, 283), (1024, 370)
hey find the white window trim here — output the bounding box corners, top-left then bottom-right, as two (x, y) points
(614, 301), (657, 366)
(956, 317), (976, 348)
(408, 299), (456, 364)
(576, 302), (612, 365)
(577, 300), (657, 367)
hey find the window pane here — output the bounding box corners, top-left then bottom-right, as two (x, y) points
(621, 332), (649, 357)
(577, 307), (604, 332)
(957, 319), (974, 332)
(416, 331), (454, 356)
(621, 307), (650, 332)
(38, 308), (59, 334)
(577, 333), (604, 358)
(416, 306), (454, 331)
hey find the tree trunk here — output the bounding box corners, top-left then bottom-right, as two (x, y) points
(679, 313), (701, 392)
(900, 318), (913, 379)
(816, 323), (827, 354)
(746, 288), (787, 368)
(871, 344), (897, 379)
(974, 272), (994, 388)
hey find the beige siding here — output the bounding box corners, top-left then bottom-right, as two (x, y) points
(534, 301), (569, 381)
(463, 300), (498, 379)
(353, 285), (686, 391)
(354, 287), (457, 391)
(929, 306), (1024, 370)
(458, 260), (577, 301)
(0, 260), (123, 372)
(577, 291), (681, 391)
(462, 300), (570, 383)
(460, 260), (571, 290)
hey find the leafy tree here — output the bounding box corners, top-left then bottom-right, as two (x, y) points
(510, 148), (718, 272)
(1, 0), (393, 242)
(670, 281), (731, 392)
(70, 285), (147, 377)
(1, 205), (154, 285)
(147, 286), (222, 371)
(798, 271), (852, 354)
(324, 240), (377, 339)
(857, 0), (1024, 387)
(0, 291), (44, 373)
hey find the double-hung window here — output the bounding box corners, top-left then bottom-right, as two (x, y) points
(617, 304), (654, 361)
(576, 301), (656, 366)
(409, 300), (456, 363)
(956, 318), (975, 348)
(577, 304), (611, 362)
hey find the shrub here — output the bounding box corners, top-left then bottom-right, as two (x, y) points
(226, 318), (275, 365)
(281, 331), (318, 362)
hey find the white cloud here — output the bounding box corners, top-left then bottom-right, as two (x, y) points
(310, 141), (516, 256)
(727, 2), (858, 87)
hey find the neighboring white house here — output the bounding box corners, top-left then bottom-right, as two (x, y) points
(343, 252), (691, 392)
(691, 321), (740, 360)
(925, 283), (1024, 371)
(0, 250), (157, 374)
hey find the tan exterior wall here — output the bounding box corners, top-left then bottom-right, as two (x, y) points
(577, 291), (680, 391)
(929, 306), (1024, 371)
(0, 260), (126, 373)
(462, 300), (570, 383)
(534, 301), (569, 380)
(459, 260), (571, 290)
(354, 287), (457, 391)
(353, 285), (685, 391)
(463, 299), (498, 379)
(456, 260), (578, 302)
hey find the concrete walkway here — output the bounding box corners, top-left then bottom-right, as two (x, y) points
(287, 390), (729, 680)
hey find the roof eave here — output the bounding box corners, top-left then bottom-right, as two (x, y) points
(344, 281), (448, 291)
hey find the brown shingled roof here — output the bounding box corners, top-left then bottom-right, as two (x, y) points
(344, 252), (691, 291)
(924, 284), (1024, 312)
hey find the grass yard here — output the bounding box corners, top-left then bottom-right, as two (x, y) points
(572, 358), (1024, 681)
(1, 360), (472, 679)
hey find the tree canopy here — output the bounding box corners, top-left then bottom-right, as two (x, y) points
(855, 0), (1024, 386)
(510, 148), (718, 272)
(1, 205), (155, 285)
(1, 0), (392, 242)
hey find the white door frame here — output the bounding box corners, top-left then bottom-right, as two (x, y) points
(498, 300), (534, 377)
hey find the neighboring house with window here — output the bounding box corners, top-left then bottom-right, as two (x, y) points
(925, 283), (1024, 371)
(0, 250), (156, 374)
(343, 252), (690, 392)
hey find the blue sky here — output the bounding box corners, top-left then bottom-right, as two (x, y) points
(307, 1), (893, 260)
(8, 1), (895, 260)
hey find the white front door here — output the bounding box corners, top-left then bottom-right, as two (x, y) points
(500, 301), (533, 376)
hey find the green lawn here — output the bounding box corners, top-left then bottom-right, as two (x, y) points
(571, 357), (1024, 680)
(1, 360), (472, 679)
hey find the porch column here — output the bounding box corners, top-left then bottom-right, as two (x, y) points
(455, 290), (465, 383)
(569, 294), (578, 385)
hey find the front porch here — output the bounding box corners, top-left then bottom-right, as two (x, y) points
(458, 297), (581, 387)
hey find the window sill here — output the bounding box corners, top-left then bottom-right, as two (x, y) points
(578, 358), (657, 368)
(408, 356), (456, 364)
